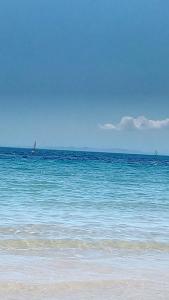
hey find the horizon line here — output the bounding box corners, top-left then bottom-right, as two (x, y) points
(0, 145), (166, 157)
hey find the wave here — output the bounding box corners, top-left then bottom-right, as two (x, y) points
(0, 238), (169, 251)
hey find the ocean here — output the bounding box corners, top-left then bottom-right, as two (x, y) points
(0, 147), (169, 299)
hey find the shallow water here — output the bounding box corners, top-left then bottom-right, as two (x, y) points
(0, 148), (169, 299)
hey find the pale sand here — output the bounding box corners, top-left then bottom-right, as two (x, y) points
(0, 279), (169, 300)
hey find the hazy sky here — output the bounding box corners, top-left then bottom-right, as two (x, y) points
(0, 0), (169, 153)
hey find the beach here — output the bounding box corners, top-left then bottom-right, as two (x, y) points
(0, 148), (169, 299)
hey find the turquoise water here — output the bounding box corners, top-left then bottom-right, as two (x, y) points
(0, 148), (169, 299)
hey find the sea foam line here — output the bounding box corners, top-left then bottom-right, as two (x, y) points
(0, 239), (168, 251)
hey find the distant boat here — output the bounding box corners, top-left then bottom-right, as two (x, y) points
(154, 150), (158, 156)
(32, 140), (37, 154)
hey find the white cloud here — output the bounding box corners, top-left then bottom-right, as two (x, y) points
(100, 116), (169, 131)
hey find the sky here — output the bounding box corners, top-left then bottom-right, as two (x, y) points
(0, 0), (169, 154)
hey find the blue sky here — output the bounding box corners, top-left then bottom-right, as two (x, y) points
(0, 0), (169, 153)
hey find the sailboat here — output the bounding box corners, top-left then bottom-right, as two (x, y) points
(32, 140), (37, 154)
(154, 150), (158, 156)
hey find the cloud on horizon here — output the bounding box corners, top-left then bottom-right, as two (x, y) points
(100, 116), (169, 131)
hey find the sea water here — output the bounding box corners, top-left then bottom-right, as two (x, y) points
(0, 148), (169, 299)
